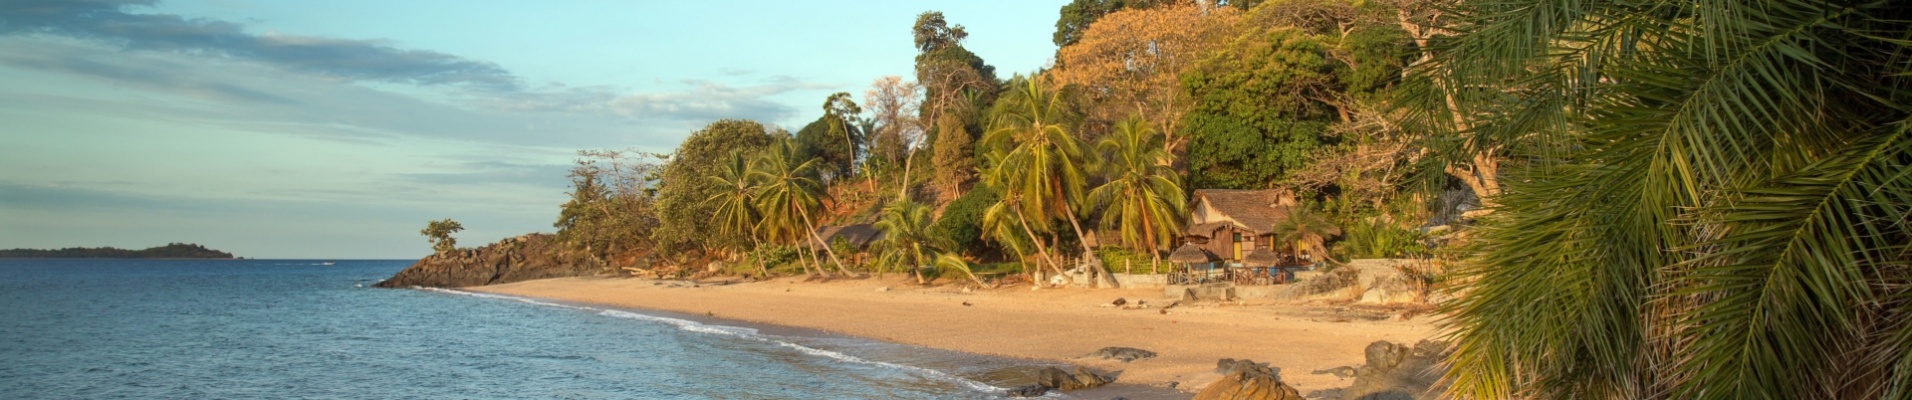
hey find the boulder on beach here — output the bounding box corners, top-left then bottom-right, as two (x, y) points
(1087, 346), (1157, 362)
(1339, 340), (1448, 400)
(1215, 358), (1276, 377)
(1036, 366), (1111, 390)
(1192, 370), (1304, 400)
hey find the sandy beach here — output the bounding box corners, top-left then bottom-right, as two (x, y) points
(471, 276), (1438, 398)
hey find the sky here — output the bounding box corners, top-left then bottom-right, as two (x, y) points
(0, 0), (1068, 259)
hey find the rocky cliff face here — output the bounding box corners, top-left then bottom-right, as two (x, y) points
(375, 234), (602, 288)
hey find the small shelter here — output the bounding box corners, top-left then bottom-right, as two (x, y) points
(1240, 248), (1294, 285)
(1182, 189), (1299, 264)
(806, 224), (884, 251)
(1168, 243), (1221, 284)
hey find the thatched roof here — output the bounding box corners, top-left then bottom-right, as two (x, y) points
(1242, 248), (1284, 267)
(1168, 244), (1218, 264)
(1191, 189), (1296, 235)
(807, 224), (884, 249)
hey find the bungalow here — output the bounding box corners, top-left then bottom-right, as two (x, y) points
(805, 224), (884, 251)
(1182, 189), (1298, 265)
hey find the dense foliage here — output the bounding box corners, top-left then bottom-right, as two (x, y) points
(651, 120), (775, 253)
(1421, 0), (1912, 398)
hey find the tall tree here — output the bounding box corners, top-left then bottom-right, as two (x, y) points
(1086, 116), (1187, 264)
(750, 139), (853, 277)
(863, 76), (923, 167)
(652, 120), (775, 252)
(913, 10), (997, 146)
(981, 77), (1116, 287)
(1421, 0), (1912, 398)
(822, 92), (863, 179)
(703, 150), (767, 276)
(1052, 3), (1239, 145)
(1180, 27), (1337, 190)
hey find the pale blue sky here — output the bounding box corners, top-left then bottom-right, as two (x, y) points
(0, 0), (1066, 259)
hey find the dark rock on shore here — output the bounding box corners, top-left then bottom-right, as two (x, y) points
(1088, 346), (1158, 362)
(1337, 340), (1448, 400)
(1215, 358), (1276, 377)
(1036, 366), (1112, 390)
(1006, 384), (1049, 397)
(374, 234), (602, 288)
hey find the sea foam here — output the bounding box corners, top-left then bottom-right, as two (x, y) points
(419, 287), (1059, 398)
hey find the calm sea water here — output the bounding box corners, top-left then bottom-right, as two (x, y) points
(0, 259), (1064, 399)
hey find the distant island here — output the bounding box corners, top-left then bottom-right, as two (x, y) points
(0, 243), (235, 259)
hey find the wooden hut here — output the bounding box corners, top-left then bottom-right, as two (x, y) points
(1182, 189), (1298, 265)
(805, 224), (884, 251)
(1240, 248), (1290, 285)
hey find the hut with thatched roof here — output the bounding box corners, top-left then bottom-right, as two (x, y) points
(1168, 243), (1222, 284)
(1183, 189), (1299, 264)
(805, 224), (884, 251)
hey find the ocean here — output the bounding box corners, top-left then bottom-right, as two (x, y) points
(0, 259), (1068, 399)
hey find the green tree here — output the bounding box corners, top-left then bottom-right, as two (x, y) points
(929, 184), (998, 256)
(750, 138), (852, 277)
(822, 92), (863, 178)
(1267, 206), (1339, 263)
(553, 149), (663, 264)
(979, 78), (1114, 287)
(1180, 27), (1336, 190)
(1419, 0), (1912, 398)
(653, 120), (775, 252)
(870, 199), (950, 284)
(420, 219), (463, 254)
(1086, 116), (1186, 265)
(703, 150), (766, 276)
(930, 101), (977, 197)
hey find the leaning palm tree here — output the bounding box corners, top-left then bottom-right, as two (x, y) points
(1087, 115), (1187, 266)
(750, 139), (852, 277)
(703, 150), (767, 276)
(980, 151), (1061, 286)
(870, 199), (950, 284)
(980, 77), (1116, 287)
(1267, 207), (1339, 265)
(1409, 0), (1912, 398)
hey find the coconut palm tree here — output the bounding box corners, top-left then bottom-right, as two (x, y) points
(980, 77), (1116, 287)
(870, 199), (951, 284)
(1267, 207), (1339, 265)
(1412, 0), (1912, 398)
(703, 150), (767, 276)
(750, 139), (852, 277)
(980, 150), (1061, 286)
(1087, 115), (1186, 266)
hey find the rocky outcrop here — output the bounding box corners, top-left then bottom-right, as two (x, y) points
(1193, 369), (1304, 400)
(374, 234), (602, 288)
(1005, 385), (1049, 397)
(1339, 340), (1448, 400)
(1035, 366), (1111, 390)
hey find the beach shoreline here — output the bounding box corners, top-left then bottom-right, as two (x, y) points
(470, 275), (1438, 398)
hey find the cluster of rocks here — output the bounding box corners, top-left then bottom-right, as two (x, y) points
(1007, 366), (1113, 397)
(1333, 340), (1448, 400)
(373, 234), (602, 288)
(1194, 358), (1304, 400)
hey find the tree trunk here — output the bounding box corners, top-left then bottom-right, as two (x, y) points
(797, 204), (854, 277)
(1012, 207), (1057, 284)
(1061, 201), (1119, 288)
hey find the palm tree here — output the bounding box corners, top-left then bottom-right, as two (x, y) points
(1411, 0), (1912, 398)
(703, 150), (767, 276)
(980, 151), (1061, 287)
(979, 77), (1116, 287)
(1087, 115), (1187, 266)
(870, 199), (949, 284)
(1267, 207), (1339, 265)
(750, 139), (852, 277)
